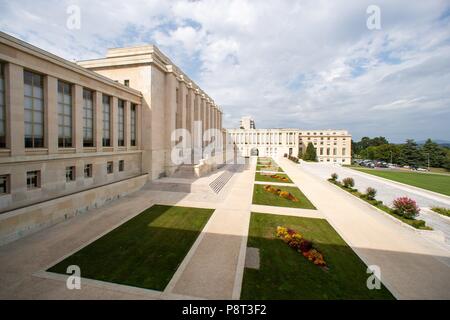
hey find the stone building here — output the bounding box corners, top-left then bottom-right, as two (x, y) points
(227, 118), (352, 164)
(0, 32), (223, 244)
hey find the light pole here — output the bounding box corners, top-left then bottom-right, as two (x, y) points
(390, 151), (393, 164)
(425, 152), (430, 170)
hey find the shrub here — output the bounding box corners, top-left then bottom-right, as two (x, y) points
(342, 177), (355, 188)
(330, 173), (338, 181)
(365, 187), (377, 200)
(410, 219), (426, 229)
(392, 197), (420, 219)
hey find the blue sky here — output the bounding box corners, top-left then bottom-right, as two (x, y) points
(1, 0), (449, 143)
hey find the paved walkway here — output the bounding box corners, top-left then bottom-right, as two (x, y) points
(279, 158), (450, 299)
(164, 160), (255, 299)
(300, 162), (450, 244)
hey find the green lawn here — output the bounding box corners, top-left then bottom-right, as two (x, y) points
(354, 168), (450, 196)
(255, 172), (293, 184)
(241, 213), (395, 300)
(252, 184), (316, 209)
(47, 205), (213, 291)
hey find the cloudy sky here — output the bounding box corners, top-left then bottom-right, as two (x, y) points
(1, 0), (449, 142)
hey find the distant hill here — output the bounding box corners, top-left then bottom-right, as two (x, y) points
(417, 139), (450, 148)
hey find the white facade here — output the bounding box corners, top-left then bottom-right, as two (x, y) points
(227, 128), (352, 164)
(240, 116), (255, 130)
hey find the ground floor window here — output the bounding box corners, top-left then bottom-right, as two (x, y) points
(27, 171), (40, 190)
(119, 160), (124, 172)
(0, 174), (9, 194)
(66, 166), (76, 182)
(84, 164), (93, 178)
(107, 161), (114, 174)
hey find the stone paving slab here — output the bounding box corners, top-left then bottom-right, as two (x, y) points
(251, 204), (324, 218)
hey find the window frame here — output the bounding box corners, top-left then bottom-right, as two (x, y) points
(83, 88), (94, 147)
(0, 62), (5, 148)
(26, 170), (40, 190)
(0, 174), (10, 195)
(57, 80), (73, 148)
(65, 166), (76, 182)
(107, 161), (114, 174)
(130, 104), (137, 146)
(84, 164), (93, 178)
(102, 94), (111, 147)
(117, 99), (125, 147)
(118, 160), (125, 172)
(24, 70), (44, 148)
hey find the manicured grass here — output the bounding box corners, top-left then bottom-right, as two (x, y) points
(47, 205), (213, 291)
(252, 184), (316, 209)
(431, 207), (450, 217)
(354, 168), (450, 196)
(241, 213), (395, 300)
(255, 172), (293, 184)
(328, 179), (431, 230)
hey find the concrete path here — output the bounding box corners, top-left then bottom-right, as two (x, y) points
(278, 158), (450, 299)
(299, 162), (450, 245)
(251, 204), (324, 219)
(163, 161), (255, 299)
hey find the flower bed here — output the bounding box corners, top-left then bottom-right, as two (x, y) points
(264, 185), (299, 202)
(276, 226), (326, 267)
(268, 174), (290, 182)
(328, 179), (431, 230)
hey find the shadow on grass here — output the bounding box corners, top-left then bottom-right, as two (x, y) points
(47, 204), (213, 291)
(241, 212), (395, 300)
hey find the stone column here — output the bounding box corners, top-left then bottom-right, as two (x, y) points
(45, 75), (58, 154)
(6, 63), (24, 156)
(164, 73), (178, 174)
(94, 91), (102, 152)
(73, 84), (83, 153)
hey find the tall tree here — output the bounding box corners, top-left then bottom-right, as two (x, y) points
(421, 139), (446, 168)
(303, 142), (317, 161)
(399, 139), (422, 166)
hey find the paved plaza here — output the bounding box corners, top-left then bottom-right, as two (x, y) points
(0, 157), (449, 299)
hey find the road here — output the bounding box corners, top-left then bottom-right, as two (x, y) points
(298, 161), (450, 245)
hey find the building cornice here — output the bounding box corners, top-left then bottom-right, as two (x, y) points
(0, 31), (142, 97)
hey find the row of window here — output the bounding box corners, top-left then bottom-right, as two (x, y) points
(0, 63), (138, 150)
(0, 160), (126, 195)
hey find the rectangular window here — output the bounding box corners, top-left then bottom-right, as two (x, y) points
(117, 100), (125, 147)
(107, 161), (113, 174)
(65, 166), (75, 182)
(333, 148), (337, 155)
(342, 148), (346, 156)
(24, 71), (44, 148)
(26, 170), (40, 190)
(326, 148), (330, 156)
(83, 89), (94, 147)
(0, 63), (5, 148)
(124, 80), (130, 87)
(130, 104), (137, 146)
(84, 164), (93, 178)
(119, 160), (124, 172)
(320, 148), (323, 155)
(0, 174), (9, 194)
(102, 95), (111, 147)
(58, 81), (72, 148)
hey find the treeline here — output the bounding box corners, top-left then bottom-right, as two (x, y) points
(352, 137), (450, 170)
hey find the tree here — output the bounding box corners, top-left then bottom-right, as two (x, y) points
(303, 142), (317, 161)
(398, 139), (422, 166)
(421, 139), (447, 168)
